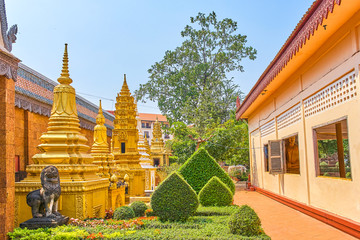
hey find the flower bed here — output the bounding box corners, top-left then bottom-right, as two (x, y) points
(8, 207), (269, 239)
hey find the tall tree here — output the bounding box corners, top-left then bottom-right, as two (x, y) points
(136, 12), (256, 135)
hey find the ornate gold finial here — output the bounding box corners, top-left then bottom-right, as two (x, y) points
(96, 100), (105, 125)
(120, 74), (130, 96)
(57, 43), (73, 85)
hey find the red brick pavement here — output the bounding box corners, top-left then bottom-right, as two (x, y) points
(233, 186), (357, 240)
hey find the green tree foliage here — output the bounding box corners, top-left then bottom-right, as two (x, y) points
(136, 12), (256, 134)
(229, 205), (262, 236)
(178, 148), (235, 194)
(205, 114), (249, 166)
(198, 176), (233, 206)
(165, 122), (197, 164)
(151, 172), (199, 222)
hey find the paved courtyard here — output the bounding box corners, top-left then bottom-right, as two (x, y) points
(233, 184), (357, 240)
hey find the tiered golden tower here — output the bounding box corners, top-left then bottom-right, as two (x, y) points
(91, 100), (115, 180)
(150, 118), (170, 166)
(15, 44), (109, 225)
(112, 75), (145, 197)
(91, 100), (125, 208)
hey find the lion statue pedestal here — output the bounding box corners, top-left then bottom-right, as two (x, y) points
(19, 166), (69, 229)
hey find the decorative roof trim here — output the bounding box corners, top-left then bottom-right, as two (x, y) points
(236, 0), (342, 119)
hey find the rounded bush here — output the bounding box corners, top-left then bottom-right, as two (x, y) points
(178, 148), (235, 194)
(151, 172), (199, 222)
(229, 205), (262, 236)
(199, 176), (233, 206)
(130, 201), (148, 217)
(113, 206), (135, 220)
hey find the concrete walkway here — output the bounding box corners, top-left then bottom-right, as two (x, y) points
(233, 185), (357, 240)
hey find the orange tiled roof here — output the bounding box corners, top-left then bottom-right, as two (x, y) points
(106, 111), (168, 122)
(139, 113), (167, 122)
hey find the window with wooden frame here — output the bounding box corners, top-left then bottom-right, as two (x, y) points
(283, 135), (300, 174)
(268, 134), (300, 174)
(264, 144), (269, 172)
(314, 119), (351, 179)
(269, 140), (283, 174)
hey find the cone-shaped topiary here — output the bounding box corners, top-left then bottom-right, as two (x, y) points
(113, 206), (135, 220)
(130, 201), (148, 217)
(178, 148), (235, 194)
(151, 172), (199, 222)
(229, 205), (262, 236)
(199, 176), (233, 206)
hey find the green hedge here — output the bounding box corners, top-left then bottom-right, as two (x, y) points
(130, 201), (148, 217)
(195, 205), (240, 216)
(199, 176), (233, 206)
(178, 148), (235, 194)
(229, 205), (262, 236)
(151, 172), (199, 222)
(114, 206), (135, 220)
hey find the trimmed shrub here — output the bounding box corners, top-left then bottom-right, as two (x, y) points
(195, 205), (240, 216)
(229, 205), (262, 236)
(199, 176), (233, 206)
(113, 206), (135, 220)
(151, 172), (199, 222)
(178, 148), (235, 194)
(130, 201), (148, 217)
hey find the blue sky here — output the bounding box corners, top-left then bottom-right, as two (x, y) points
(6, 0), (313, 113)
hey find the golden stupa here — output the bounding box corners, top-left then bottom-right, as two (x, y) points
(150, 118), (170, 166)
(111, 75), (145, 197)
(91, 100), (125, 208)
(15, 44), (109, 225)
(91, 100), (115, 179)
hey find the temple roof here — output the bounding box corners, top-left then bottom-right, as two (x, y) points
(236, 0), (346, 119)
(15, 62), (115, 135)
(138, 113), (167, 122)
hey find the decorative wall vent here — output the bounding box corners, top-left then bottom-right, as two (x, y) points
(260, 119), (275, 137)
(277, 103), (301, 130)
(304, 71), (357, 118)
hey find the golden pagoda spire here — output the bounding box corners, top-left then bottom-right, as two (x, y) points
(120, 74), (131, 96)
(57, 43), (72, 85)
